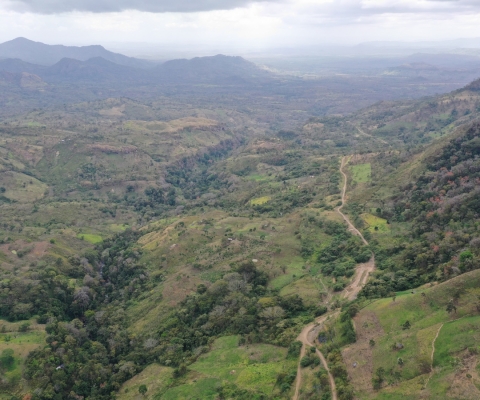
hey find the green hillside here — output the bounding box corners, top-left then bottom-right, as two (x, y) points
(0, 74), (479, 400)
(342, 270), (480, 399)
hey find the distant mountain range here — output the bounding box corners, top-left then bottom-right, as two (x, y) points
(0, 37), (152, 68)
(0, 38), (273, 86)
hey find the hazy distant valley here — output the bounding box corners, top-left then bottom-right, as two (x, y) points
(0, 37), (479, 400)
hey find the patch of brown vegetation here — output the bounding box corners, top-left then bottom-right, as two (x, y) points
(0, 240), (50, 263)
(161, 271), (199, 306)
(246, 140), (285, 153)
(445, 350), (480, 400)
(342, 310), (385, 393)
(6, 142), (44, 165)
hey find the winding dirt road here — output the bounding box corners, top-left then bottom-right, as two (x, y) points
(293, 314), (338, 400)
(292, 155), (375, 400)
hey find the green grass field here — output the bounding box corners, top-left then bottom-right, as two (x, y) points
(250, 196), (271, 205)
(160, 336), (295, 399)
(350, 163), (371, 183)
(77, 233), (103, 244)
(118, 364), (173, 400)
(362, 213), (390, 233)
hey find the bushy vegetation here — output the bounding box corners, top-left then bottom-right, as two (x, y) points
(361, 122), (480, 298)
(1, 57), (480, 400)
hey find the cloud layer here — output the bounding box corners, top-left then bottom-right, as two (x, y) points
(1, 0), (480, 50)
(8, 0), (279, 13)
(6, 0), (480, 16)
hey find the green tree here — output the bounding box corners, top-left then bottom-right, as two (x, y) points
(446, 299), (457, 314)
(138, 384), (147, 396)
(0, 349), (14, 369)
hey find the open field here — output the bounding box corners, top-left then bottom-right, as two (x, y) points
(350, 163), (371, 184)
(159, 336), (296, 399)
(361, 213), (390, 233)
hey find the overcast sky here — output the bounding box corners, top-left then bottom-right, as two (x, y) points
(1, 0), (480, 53)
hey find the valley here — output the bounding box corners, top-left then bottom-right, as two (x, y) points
(0, 38), (479, 400)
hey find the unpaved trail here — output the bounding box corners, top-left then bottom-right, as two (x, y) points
(342, 257), (375, 301)
(353, 124), (388, 145)
(337, 156), (369, 246)
(338, 155), (375, 300)
(293, 314), (337, 400)
(292, 155), (375, 399)
(424, 323), (444, 389)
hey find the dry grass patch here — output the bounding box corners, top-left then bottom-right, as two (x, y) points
(342, 310), (385, 394)
(0, 171), (47, 202)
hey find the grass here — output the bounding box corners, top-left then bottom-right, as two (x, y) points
(77, 233), (103, 244)
(250, 196), (271, 205)
(118, 364), (173, 400)
(160, 378), (219, 400)
(200, 270), (224, 283)
(280, 276), (322, 305)
(362, 213), (390, 233)
(345, 270), (480, 399)
(0, 171), (47, 203)
(109, 223), (129, 232)
(433, 315), (480, 367)
(269, 257), (305, 290)
(160, 335), (294, 399)
(0, 325), (46, 397)
(350, 163), (371, 183)
(245, 174), (271, 182)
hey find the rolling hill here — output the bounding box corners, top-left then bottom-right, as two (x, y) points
(0, 42), (479, 400)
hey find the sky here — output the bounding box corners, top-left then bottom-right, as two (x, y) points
(1, 0), (480, 54)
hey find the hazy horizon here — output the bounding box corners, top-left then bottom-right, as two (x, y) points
(2, 0), (480, 58)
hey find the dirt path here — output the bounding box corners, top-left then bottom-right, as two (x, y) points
(337, 156), (369, 246)
(352, 124), (388, 145)
(292, 155), (375, 400)
(424, 323), (444, 389)
(342, 257), (375, 301)
(293, 314), (337, 400)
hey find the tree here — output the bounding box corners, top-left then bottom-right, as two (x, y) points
(446, 299), (457, 314)
(138, 384), (147, 396)
(0, 349), (14, 369)
(402, 320), (411, 330)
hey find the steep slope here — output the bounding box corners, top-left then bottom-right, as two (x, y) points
(343, 270), (480, 399)
(345, 120), (480, 298)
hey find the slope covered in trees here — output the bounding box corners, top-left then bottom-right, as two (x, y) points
(360, 121), (480, 298)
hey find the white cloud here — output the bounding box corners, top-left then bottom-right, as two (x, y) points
(0, 0), (480, 50)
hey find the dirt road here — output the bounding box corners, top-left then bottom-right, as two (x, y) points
(337, 156), (369, 246)
(293, 314), (337, 400)
(292, 155), (375, 400)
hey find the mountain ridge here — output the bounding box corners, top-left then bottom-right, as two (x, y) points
(0, 37), (153, 69)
